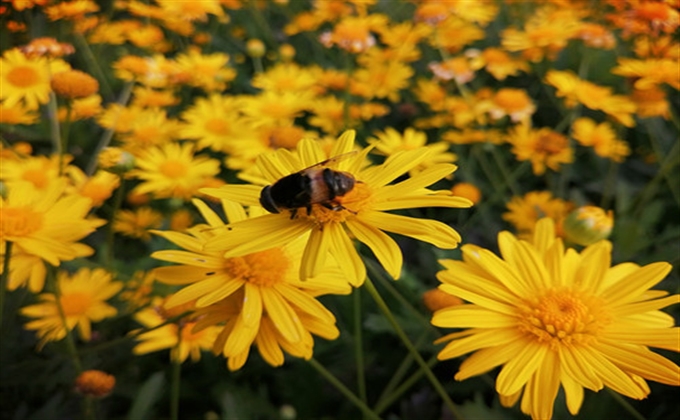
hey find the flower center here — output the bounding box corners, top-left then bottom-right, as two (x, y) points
(1, 207), (43, 238)
(61, 292), (92, 316)
(159, 159), (188, 178)
(22, 168), (49, 188)
(223, 248), (290, 287)
(536, 132), (568, 154)
(8, 66), (41, 88)
(205, 118), (230, 135)
(517, 288), (610, 348)
(303, 181), (374, 225)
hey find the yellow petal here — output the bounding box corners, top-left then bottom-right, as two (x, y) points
(559, 345), (604, 391)
(242, 283), (263, 328)
(495, 340), (547, 396)
(196, 277), (246, 307)
(527, 350), (560, 420)
(372, 194), (473, 211)
(432, 305), (516, 329)
(327, 222), (365, 286)
(595, 340), (680, 386)
(153, 265), (212, 285)
(200, 185), (262, 206)
(602, 262), (673, 306)
(453, 335), (523, 380)
(358, 211), (461, 249)
(561, 372), (585, 415)
(578, 346), (648, 399)
(260, 287), (302, 343)
(300, 227), (330, 280)
(274, 283), (335, 323)
(439, 328), (519, 361)
(255, 318), (285, 366)
(345, 217), (402, 279)
(151, 250), (224, 267)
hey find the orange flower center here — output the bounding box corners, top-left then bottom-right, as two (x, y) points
(536, 131), (568, 155)
(159, 160), (188, 178)
(205, 118), (230, 135)
(61, 292), (92, 316)
(518, 288), (610, 348)
(1, 207), (43, 238)
(22, 168), (50, 188)
(224, 248), (290, 287)
(302, 181), (374, 225)
(7, 65), (41, 88)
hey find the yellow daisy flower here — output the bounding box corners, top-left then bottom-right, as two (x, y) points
(0, 102), (39, 125)
(432, 218), (679, 420)
(251, 63), (319, 94)
(368, 127), (457, 177)
(44, 0), (99, 21)
(201, 130), (472, 286)
(611, 58), (680, 90)
(21, 268), (122, 347)
(118, 108), (183, 153)
(0, 48), (69, 110)
(319, 14), (388, 53)
(129, 142), (221, 200)
(0, 154), (67, 191)
(467, 47), (530, 81)
(350, 50), (414, 102)
(112, 207), (164, 241)
(132, 300), (221, 363)
(1, 180), (105, 266)
(430, 17), (485, 54)
(66, 167), (121, 207)
(174, 49), (236, 92)
(503, 191), (574, 239)
(507, 123), (574, 176)
(152, 199), (350, 370)
(571, 117), (631, 162)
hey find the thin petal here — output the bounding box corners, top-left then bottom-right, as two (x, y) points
(358, 211), (461, 249)
(561, 372), (585, 415)
(601, 326), (680, 351)
(452, 334), (525, 380)
(300, 227), (330, 280)
(242, 283), (263, 328)
(528, 350), (560, 420)
(602, 262), (672, 306)
(559, 346), (604, 390)
(192, 198), (226, 226)
(327, 222), (365, 286)
(613, 294), (680, 317)
(196, 277), (247, 307)
(255, 319), (284, 366)
(345, 218), (402, 279)
(200, 185), (263, 206)
(151, 250), (224, 268)
(578, 346), (648, 399)
(595, 341), (680, 386)
(274, 283), (335, 322)
(298, 138), (326, 167)
(372, 194), (473, 211)
(361, 149), (430, 188)
(496, 340), (547, 396)
(261, 288), (302, 343)
(372, 164), (458, 200)
(432, 305), (516, 329)
(438, 328), (519, 361)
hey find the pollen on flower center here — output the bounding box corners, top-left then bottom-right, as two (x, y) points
(304, 182), (374, 225)
(223, 248), (290, 287)
(205, 118), (230, 135)
(1, 207), (43, 238)
(8, 66), (40, 87)
(518, 288), (610, 347)
(61, 292), (92, 316)
(159, 160), (188, 178)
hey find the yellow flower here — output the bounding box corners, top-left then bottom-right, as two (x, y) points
(156, 0), (225, 22)
(611, 58), (680, 90)
(251, 63), (318, 94)
(368, 127), (456, 177)
(432, 218), (679, 420)
(129, 142), (221, 200)
(0, 102), (39, 125)
(66, 167), (120, 207)
(201, 130), (472, 286)
(488, 88), (536, 123)
(451, 182), (481, 205)
(0, 48), (69, 110)
(350, 50), (414, 102)
(501, 6), (580, 62)
(430, 17), (485, 54)
(503, 191), (573, 238)
(1, 180), (104, 266)
(571, 118), (630, 162)
(132, 300), (220, 363)
(319, 14), (388, 53)
(507, 124), (574, 175)
(174, 49), (236, 92)
(117, 108), (183, 153)
(19, 37), (74, 58)
(0, 154), (67, 191)
(563, 206), (614, 246)
(21, 268), (122, 347)
(44, 0), (99, 21)
(58, 94), (103, 121)
(179, 94), (253, 153)
(113, 207), (164, 241)
(632, 87), (670, 119)
(467, 47), (529, 81)
(151, 199), (349, 370)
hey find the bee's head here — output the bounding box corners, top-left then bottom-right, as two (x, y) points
(259, 185), (281, 214)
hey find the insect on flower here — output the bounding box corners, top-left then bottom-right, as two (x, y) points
(259, 151), (359, 218)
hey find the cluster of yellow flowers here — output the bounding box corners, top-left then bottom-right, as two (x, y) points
(1, 1), (678, 419)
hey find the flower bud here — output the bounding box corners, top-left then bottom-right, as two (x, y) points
(423, 288), (463, 312)
(246, 39), (266, 58)
(98, 147), (134, 174)
(74, 370), (115, 398)
(563, 206), (613, 246)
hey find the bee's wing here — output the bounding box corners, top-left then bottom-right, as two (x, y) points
(300, 150), (359, 172)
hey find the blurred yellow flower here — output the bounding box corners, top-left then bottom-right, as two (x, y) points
(129, 142), (221, 200)
(571, 117), (630, 162)
(503, 191), (573, 238)
(467, 47), (529, 81)
(1, 180), (104, 266)
(175, 49), (236, 91)
(66, 168), (120, 207)
(319, 14), (388, 53)
(451, 182), (481, 205)
(488, 88), (536, 123)
(44, 0), (99, 21)
(0, 48), (69, 110)
(50, 69), (99, 99)
(611, 58), (680, 90)
(132, 299), (220, 363)
(433, 218), (679, 420)
(0, 102), (39, 125)
(21, 268), (122, 347)
(113, 207), (164, 241)
(507, 124), (573, 175)
(202, 130), (472, 286)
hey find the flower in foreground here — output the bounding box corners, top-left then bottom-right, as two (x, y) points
(21, 268), (122, 347)
(151, 199), (350, 370)
(201, 130), (472, 286)
(432, 218), (679, 420)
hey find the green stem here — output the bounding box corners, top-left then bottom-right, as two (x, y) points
(363, 277), (462, 419)
(106, 176), (125, 270)
(632, 137), (680, 218)
(170, 356), (181, 420)
(74, 33), (113, 99)
(60, 104), (73, 174)
(353, 288), (367, 408)
(47, 92), (63, 173)
(599, 159), (619, 209)
(0, 241), (12, 330)
(374, 350), (440, 415)
(489, 146), (520, 196)
(373, 331), (430, 414)
(606, 388), (646, 420)
(85, 81), (133, 176)
(307, 357), (381, 420)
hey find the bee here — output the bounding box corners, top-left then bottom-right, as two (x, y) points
(259, 152), (358, 217)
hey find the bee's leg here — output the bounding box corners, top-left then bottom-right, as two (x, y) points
(289, 208), (299, 219)
(305, 205), (313, 215)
